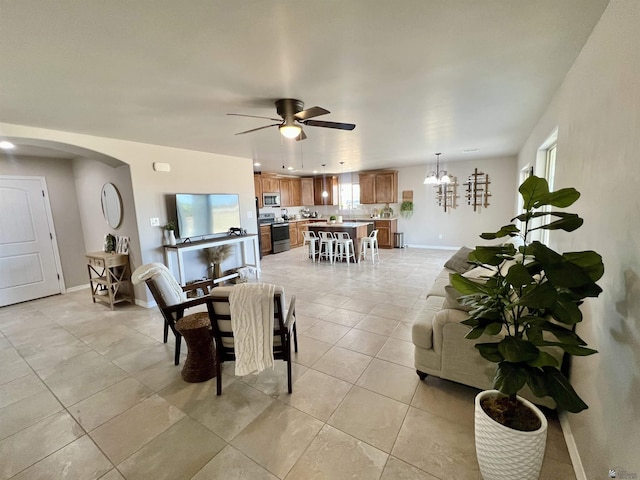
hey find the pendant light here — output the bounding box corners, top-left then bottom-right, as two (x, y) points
(424, 153), (451, 185)
(321, 164), (328, 198)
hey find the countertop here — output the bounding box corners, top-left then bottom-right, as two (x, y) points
(283, 217), (397, 223)
(306, 221), (374, 227)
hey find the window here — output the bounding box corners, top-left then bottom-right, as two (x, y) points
(339, 175), (360, 210)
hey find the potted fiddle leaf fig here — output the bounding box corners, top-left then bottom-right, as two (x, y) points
(450, 175), (603, 480)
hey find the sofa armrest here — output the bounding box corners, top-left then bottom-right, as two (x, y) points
(432, 308), (475, 354)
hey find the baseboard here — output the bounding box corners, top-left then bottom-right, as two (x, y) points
(559, 411), (587, 480)
(65, 284), (89, 293)
(135, 298), (156, 309)
(405, 244), (459, 250)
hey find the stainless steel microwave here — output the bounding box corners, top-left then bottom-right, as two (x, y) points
(263, 192), (280, 207)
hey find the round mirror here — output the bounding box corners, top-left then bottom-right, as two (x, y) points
(101, 183), (123, 229)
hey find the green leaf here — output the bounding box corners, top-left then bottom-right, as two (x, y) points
(517, 282), (557, 309)
(519, 176), (549, 210)
(542, 187), (581, 208)
(465, 326), (486, 339)
(484, 322), (503, 336)
(545, 262), (593, 288)
(450, 273), (489, 295)
(542, 342), (598, 356)
(563, 251), (605, 282)
(530, 213), (583, 233)
(527, 351), (559, 368)
(527, 241), (563, 266)
(525, 326), (543, 344)
(479, 224), (520, 240)
(494, 362), (527, 395)
(505, 263), (533, 288)
(475, 343), (504, 362)
(525, 368), (548, 398)
(498, 337), (539, 362)
(550, 298), (582, 325)
(472, 245), (516, 266)
(542, 367), (588, 412)
(538, 321), (585, 345)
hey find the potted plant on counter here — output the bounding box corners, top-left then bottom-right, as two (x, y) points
(329, 215), (337, 224)
(450, 175), (604, 480)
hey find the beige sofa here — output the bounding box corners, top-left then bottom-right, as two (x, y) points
(412, 251), (560, 409)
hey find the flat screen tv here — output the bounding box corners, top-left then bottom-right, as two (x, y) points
(175, 193), (240, 239)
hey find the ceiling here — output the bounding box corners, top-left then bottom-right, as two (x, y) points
(0, 1), (609, 175)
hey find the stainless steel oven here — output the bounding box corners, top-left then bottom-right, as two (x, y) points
(263, 192), (280, 207)
(271, 222), (290, 253)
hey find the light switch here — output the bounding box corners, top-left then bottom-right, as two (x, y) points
(150, 217), (160, 226)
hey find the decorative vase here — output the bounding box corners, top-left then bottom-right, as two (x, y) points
(168, 230), (176, 246)
(474, 390), (548, 480)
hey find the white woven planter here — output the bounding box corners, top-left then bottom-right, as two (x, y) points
(475, 390), (548, 480)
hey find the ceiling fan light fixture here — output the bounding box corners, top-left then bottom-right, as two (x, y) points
(279, 122), (302, 139)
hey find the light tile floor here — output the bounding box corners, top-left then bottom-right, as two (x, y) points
(0, 247), (576, 479)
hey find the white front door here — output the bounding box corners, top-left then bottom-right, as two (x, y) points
(0, 176), (62, 307)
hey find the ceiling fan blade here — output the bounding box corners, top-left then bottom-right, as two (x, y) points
(234, 124), (280, 135)
(295, 130), (308, 141)
(295, 106), (329, 121)
(303, 119), (356, 131)
(227, 113), (282, 122)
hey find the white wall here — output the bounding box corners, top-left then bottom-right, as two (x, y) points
(72, 158), (141, 269)
(0, 123), (256, 305)
(518, 0), (640, 476)
(398, 156), (517, 248)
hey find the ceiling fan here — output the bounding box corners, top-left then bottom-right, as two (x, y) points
(228, 98), (355, 141)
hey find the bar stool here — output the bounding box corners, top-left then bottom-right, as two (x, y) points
(359, 229), (380, 264)
(318, 231), (336, 264)
(302, 230), (319, 262)
(334, 232), (356, 264)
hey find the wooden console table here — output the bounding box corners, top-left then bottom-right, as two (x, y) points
(163, 234), (261, 287)
(85, 251), (133, 309)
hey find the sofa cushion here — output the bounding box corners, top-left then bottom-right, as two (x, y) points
(442, 285), (473, 312)
(443, 246), (474, 273)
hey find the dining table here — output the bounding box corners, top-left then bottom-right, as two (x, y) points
(306, 221), (374, 262)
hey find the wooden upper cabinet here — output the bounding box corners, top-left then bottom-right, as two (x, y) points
(254, 175), (263, 207)
(359, 174), (376, 204)
(262, 177), (280, 194)
(290, 178), (302, 206)
(359, 170), (398, 204)
(375, 171), (397, 203)
(313, 176), (338, 205)
(280, 178), (292, 207)
(301, 178), (314, 206)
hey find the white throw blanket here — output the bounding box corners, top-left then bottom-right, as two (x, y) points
(131, 263), (186, 305)
(229, 283), (275, 376)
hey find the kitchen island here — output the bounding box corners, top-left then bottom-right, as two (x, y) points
(306, 222), (374, 262)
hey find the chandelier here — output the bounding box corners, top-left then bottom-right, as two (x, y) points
(424, 153), (451, 185)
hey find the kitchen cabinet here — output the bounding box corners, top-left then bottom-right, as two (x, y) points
(374, 219), (397, 249)
(279, 177), (302, 207)
(85, 252), (133, 310)
(262, 177), (280, 194)
(280, 178), (292, 207)
(313, 176), (338, 205)
(254, 175), (263, 207)
(359, 170), (398, 204)
(289, 222), (301, 247)
(297, 222), (309, 248)
(260, 225), (272, 256)
(301, 178), (314, 206)
(290, 178), (302, 206)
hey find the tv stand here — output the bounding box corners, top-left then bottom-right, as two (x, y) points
(163, 234), (260, 287)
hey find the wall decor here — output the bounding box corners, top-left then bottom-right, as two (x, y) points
(435, 176), (458, 212)
(464, 168), (491, 211)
